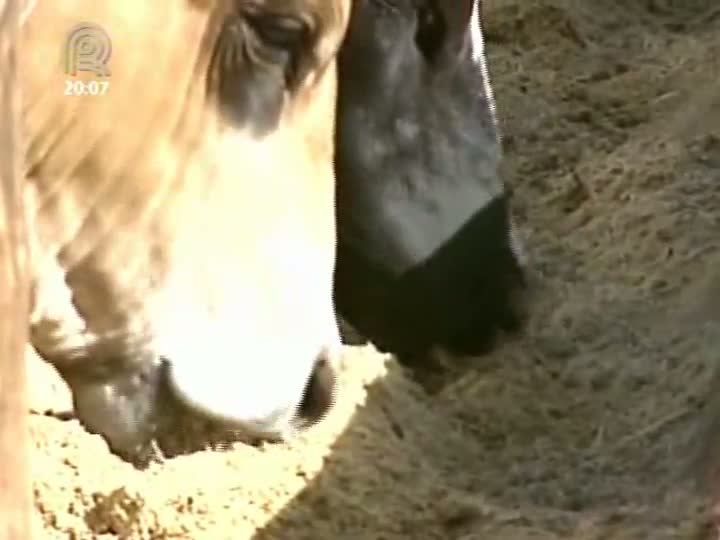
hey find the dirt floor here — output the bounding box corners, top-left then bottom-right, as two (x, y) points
(28, 0), (720, 538)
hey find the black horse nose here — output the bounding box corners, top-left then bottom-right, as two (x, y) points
(439, 261), (531, 357)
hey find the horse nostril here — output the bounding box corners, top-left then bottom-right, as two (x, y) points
(294, 349), (338, 429)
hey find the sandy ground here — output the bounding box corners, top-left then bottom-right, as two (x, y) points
(28, 0), (720, 538)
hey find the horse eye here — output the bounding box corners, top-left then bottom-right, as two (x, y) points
(250, 14), (308, 50)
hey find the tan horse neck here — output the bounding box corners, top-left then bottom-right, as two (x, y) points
(0, 0), (32, 538)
